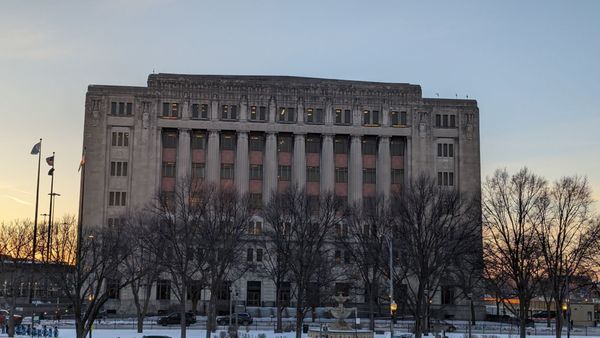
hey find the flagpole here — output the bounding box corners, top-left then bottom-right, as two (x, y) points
(32, 139), (42, 264)
(77, 147), (86, 264)
(46, 152), (55, 262)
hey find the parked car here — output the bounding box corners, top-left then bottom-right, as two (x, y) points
(0, 310), (23, 326)
(430, 320), (457, 332)
(216, 313), (253, 325)
(157, 312), (196, 326)
(532, 310), (557, 319)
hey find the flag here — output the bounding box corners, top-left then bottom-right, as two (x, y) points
(78, 149), (86, 172)
(31, 142), (41, 155)
(46, 156), (54, 166)
(48, 168), (55, 176)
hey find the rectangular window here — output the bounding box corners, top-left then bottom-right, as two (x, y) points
(191, 104), (200, 119)
(247, 248), (254, 262)
(305, 107), (324, 124)
(221, 104), (238, 120)
(112, 132), (130, 147)
(362, 137), (377, 155)
(363, 110), (380, 126)
(391, 169), (404, 185)
(334, 108), (352, 125)
(278, 135), (293, 152)
(390, 138), (404, 156)
(249, 134), (264, 151)
(110, 102), (133, 116)
(246, 281), (261, 306)
(450, 115), (456, 128)
(307, 166), (320, 182)
(192, 163), (205, 179)
(109, 191), (126, 206)
(249, 165), (263, 180)
(334, 250), (341, 264)
(110, 161), (128, 176)
(437, 171), (455, 186)
(436, 114), (442, 127)
(191, 104), (209, 119)
(305, 135), (321, 153)
(156, 279), (170, 300)
(220, 133), (235, 150)
(162, 102), (179, 118)
(162, 162), (176, 177)
(390, 111), (408, 126)
(335, 167), (348, 183)
(363, 168), (376, 184)
(191, 132), (206, 149)
(221, 164), (234, 179)
(249, 105), (267, 121)
(107, 279), (120, 299)
(278, 107), (296, 123)
(161, 131), (177, 148)
(249, 221), (263, 235)
(443, 114), (449, 127)
(437, 143), (454, 157)
(334, 137), (348, 154)
(249, 193), (262, 209)
(278, 165), (291, 181)
(256, 248), (263, 262)
(441, 286), (455, 305)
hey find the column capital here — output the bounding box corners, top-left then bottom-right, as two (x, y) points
(237, 131), (249, 137)
(379, 135), (391, 141)
(178, 128), (191, 133)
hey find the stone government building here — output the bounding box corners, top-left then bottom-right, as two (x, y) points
(82, 73), (480, 316)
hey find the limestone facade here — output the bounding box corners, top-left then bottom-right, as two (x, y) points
(82, 74), (480, 315)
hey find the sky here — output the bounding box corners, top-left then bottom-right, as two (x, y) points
(0, 0), (599, 222)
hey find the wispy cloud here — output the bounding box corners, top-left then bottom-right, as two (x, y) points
(2, 195), (31, 206)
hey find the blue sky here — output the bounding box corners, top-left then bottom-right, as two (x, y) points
(1, 0), (599, 221)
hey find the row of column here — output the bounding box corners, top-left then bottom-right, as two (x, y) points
(175, 129), (393, 203)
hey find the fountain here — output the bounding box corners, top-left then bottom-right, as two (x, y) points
(308, 293), (374, 338)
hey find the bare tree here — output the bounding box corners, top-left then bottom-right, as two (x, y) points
(483, 168), (546, 338)
(263, 186), (344, 338)
(143, 178), (208, 338)
(0, 220), (35, 338)
(258, 201), (293, 332)
(534, 176), (599, 338)
(201, 186), (252, 338)
(122, 213), (163, 333)
(392, 174), (480, 338)
(49, 223), (131, 338)
(338, 196), (391, 330)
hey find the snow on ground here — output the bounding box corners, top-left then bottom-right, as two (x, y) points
(2, 329), (600, 338)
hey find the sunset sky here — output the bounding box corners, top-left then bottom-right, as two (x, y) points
(1, 0), (599, 222)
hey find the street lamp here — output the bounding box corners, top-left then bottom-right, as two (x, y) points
(379, 233), (395, 337)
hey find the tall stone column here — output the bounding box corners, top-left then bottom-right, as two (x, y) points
(292, 134), (306, 188)
(377, 136), (391, 199)
(349, 135), (363, 204)
(263, 132), (278, 204)
(206, 130), (221, 184)
(176, 129), (191, 184)
(321, 134), (335, 193)
(235, 132), (249, 194)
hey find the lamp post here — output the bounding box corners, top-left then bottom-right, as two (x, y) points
(380, 234), (395, 337)
(468, 293), (473, 338)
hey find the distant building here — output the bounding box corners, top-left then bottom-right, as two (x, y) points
(82, 74), (480, 316)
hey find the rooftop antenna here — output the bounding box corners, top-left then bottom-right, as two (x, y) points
(435, 93), (439, 98)
(466, 94), (469, 99)
(455, 94), (458, 98)
(152, 68), (155, 74)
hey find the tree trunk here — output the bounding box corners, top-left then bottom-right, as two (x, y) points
(180, 299), (187, 338)
(368, 285), (376, 331)
(205, 295), (217, 338)
(546, 301), (552, 328)
(137, 313), (144, 333)
(275, 285), (282, 333)
(471, 298), (476, 325)
(555, 299), (563, 338)
(295, 287), (304, 338)
(414, 299), (423, 338)
(519, 301), (528, 338)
